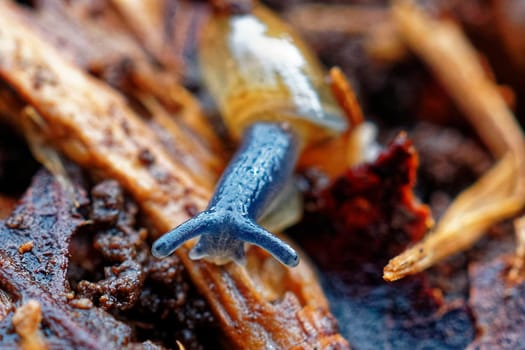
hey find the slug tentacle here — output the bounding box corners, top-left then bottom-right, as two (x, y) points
(151, 211), (213, 259)
(235, 219), (299, 266)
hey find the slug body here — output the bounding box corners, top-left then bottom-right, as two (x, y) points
(152, 4), (347, 267)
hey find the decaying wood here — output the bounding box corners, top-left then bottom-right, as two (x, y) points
(8, 0), (223, 184)
(384, 1), (525, 281)
(0, 2), (348, 349)
(13, 0), (146, 73)
(130, 66), (225, 150)
(136, 93), (223, 186)
(109, 0), (182, 72)
(105, 0), (223, 157)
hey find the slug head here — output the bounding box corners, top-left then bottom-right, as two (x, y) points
(152, 210), (299, 267)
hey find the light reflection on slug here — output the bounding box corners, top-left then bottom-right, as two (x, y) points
(229, 15), (325, 123)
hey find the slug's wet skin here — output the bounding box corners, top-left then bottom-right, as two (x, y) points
(152, 4), (347, 267)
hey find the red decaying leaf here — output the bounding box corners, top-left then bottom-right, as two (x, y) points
(294, 133), (431, 270)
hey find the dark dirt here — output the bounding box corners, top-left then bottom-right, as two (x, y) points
(0, 165), (217, 350)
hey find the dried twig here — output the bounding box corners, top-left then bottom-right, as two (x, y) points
(384, 1), (525, 281)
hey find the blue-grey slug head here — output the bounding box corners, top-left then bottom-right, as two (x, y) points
(151, 210), (299, 267)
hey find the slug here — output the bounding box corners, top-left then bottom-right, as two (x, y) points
(152, 3), (347, 267)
